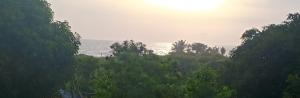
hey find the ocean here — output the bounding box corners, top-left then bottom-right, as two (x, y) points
(79, 39), (235, 57)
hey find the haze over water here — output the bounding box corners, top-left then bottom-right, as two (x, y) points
(48, 0), (300, 47)
(79, 39), (235, 57)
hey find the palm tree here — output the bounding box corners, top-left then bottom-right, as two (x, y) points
(172, 40), (188, 53)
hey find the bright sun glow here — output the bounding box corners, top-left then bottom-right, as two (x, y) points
(146, 0), (224, 11)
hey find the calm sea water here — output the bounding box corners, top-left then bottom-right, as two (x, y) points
(79, 39), (173, 57)
(79, 39), (235, 57)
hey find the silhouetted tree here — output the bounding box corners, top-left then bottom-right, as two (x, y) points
(110, 40), (152, 56)
(191, 43), (208, 54)
(241, 28), (260, 43)
(220, 47), (226, 56)
(171, 40), (188, 54)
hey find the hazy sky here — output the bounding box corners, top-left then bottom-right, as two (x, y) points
(47, 0), (299, 46)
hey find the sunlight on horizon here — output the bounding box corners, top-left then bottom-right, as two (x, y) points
(47, 0), (300, 46)
(145, 0), (225, 12)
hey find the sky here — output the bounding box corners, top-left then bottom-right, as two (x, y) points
(47, 0), (300, 46)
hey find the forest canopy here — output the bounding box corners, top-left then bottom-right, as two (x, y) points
(0, 0), (299, 98)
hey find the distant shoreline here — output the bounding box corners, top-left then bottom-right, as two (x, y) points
(79, 39), (236, 57)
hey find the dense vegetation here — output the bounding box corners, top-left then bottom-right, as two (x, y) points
(222, 13), (300, 98)
(67, 40), (232, 98)
(0, 0), (80, 97)
(64, 13), (300, 98)
(0, 0), (299, 98)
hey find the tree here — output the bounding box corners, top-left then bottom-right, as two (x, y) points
(220, 47), (226, 56)
(191, 43), (207, 54)
(241, 28), (260, 42)
(283, 74), (300, 98)
(184, 66), (235, 98)
(110, 40), (152, 56)
(211, 47), (220, 54)
(184, 66), (218, 98)
(171, 40), (188, 54)
(67, 39), (230, 98)
(91, 40), (162, 98)
(65, 54), (101, 98)
(0, 0), (80, 97)
(224, 13), (300, 98)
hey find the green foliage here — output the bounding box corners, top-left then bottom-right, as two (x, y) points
(184, 66), (218, 98)
(283, 74), (300, 98)
(65, 54), (100, 97)
(67, 40), (231, 98)
(92, 67), (115, 98)
(215, 86), (236, 98)
(110, 40), (153, 56)
(184, 66), (236, 98)
(0, 0), (80, 97)
(171, 40), (225, 56)
(2, 0), (297, 97)
(223, 13), (300, 98)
